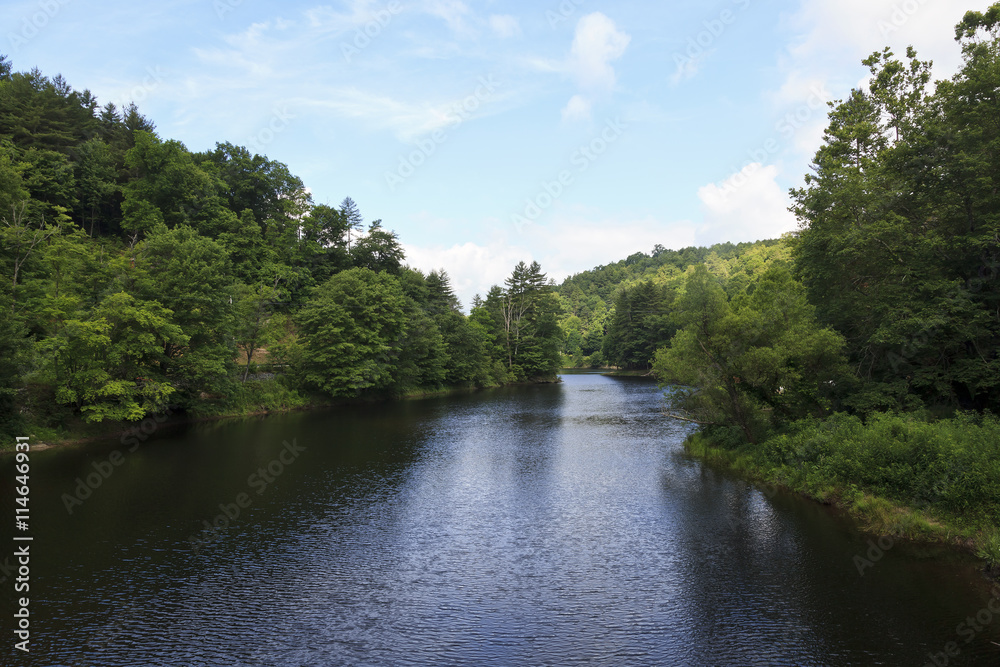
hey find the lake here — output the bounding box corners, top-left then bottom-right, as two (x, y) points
(3, 371), (999, 665)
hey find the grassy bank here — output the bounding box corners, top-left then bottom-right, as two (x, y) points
(683, 411), (1000, 570)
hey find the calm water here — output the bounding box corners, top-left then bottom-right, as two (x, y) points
(2, 372), (1000, 666)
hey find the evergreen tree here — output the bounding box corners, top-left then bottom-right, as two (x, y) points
(340, 196), (363, 250)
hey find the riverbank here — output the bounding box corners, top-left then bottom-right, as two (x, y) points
(682, 415), (1000, 575)
(3, 376), (537, 453)
(600, 369), (654, 378)
(28, 367), (1000, 664)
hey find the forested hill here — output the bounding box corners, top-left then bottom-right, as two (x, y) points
(0, 55), (564, 441)
(555, 5), (1000, 564)
(2, 0), (998, 466)
(560, 240), (782, 303)
(561, 6), (1000, 413)
(560, 5), (1000, 423)
(554, 239), (784, 369)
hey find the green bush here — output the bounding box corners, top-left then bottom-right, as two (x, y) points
(976, 529), (1000, 566)
(756, 411), (1000, 523)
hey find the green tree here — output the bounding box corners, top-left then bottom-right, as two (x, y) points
(602, 279), (676, 370)
(792, 16), (1000, 411)
(135, 225), (235, 400)
(1, 200), (62, 311)
(340, 196), (363, 250)
(392, 301), (448, 391)
(489, 261), (561, 381)
(74, 136), (120, 236)
(0, 293), (31, 438)
(653, 264), (848, 443)
(233, 282), (285, 383)
(0, 67), (97, 153)
(299, 203), (351, 284)
(43, 292), (183, 422)
(122, 131), (234, 239)
(350, 220), (404, 274)
(295, 268), (407, 397)
(439, 308), (495, 385)
(218, 209), (278, 285)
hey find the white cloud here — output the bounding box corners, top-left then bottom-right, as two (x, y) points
(404, 240), (531, 310)
(568, 12), (631, 93)
(561, 94), (592, 122)
(304, 0), (383, 32)
(531, 213), (696, 283)
(489, 14), (521, 39)
(522, 56), (564, 74)
(767, 71), (831, 109)
(670, 49), (711, 85)
(405, 212), (696, 310)
(782, 0), (995, 94)
(293, 89), (452, 140)
(761, 1), (990, 175)
(696, 164), (797, 246)
(787, 0), (982, 77)
(285, 74), (511, 142)
(557, 12), (630, 125)
(422, 0), (474, 37)
(764, 72), (834, 161)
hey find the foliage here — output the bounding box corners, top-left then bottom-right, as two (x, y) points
(475, 261), (561, 382)
(791, 19), (1000, 412)
(3, 56), (520, 429)
(756, 411), (1000, 524)
(602, 280), (676, 370)
(40, 292), (183, 422)
(664, 9), (1000, 567)
(653, 263), (849, 442)
(295, 268), (407, 397)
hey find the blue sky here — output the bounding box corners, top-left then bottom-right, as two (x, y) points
(3, 0), (992, 307)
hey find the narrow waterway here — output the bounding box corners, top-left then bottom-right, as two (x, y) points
(2, 371), (999, 665)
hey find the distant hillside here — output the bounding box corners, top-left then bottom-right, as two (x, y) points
(554, 239), (786, 369)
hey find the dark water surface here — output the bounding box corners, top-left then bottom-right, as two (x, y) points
(3, 372), (1000, 666)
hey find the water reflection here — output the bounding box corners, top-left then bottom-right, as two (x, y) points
(2, 373), (999, 665)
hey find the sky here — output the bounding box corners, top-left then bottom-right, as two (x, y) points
(2, 0), (993, 308)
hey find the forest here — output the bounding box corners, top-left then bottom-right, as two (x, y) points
(1, 5), (998, 561)
(0, 53), (562, 441)
(559, 6), (1000, 563)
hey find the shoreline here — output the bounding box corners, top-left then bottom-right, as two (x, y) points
(5, 377), (563, 454)
(682, 433), (1000, 584)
